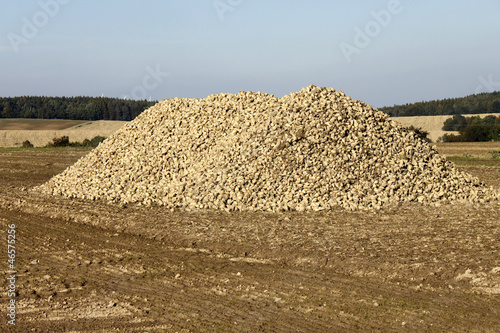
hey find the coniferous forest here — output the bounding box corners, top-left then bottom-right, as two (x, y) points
(0, 96), (156, 121)
(379, 91), (500, 117)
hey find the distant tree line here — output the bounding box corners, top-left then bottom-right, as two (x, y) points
(2, 91), (500, 121)
(0, 96), (156, 121)
(380, 91), (500, 117)
(440, 114), (500, 142)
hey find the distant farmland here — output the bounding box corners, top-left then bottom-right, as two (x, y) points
(391, 113), (500, 142)
(0, 118), (88, 131)
(0, 119), (128, 147)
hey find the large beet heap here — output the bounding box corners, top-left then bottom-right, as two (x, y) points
(36, 85), (498, 211)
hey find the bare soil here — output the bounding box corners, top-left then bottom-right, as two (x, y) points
(0, 145), (499, 332)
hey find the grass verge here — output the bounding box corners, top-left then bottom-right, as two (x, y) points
(446, 156), (500, 166)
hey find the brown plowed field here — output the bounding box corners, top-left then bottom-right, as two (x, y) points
(0, 119), (88, 131)
(0, 145), (499, 332)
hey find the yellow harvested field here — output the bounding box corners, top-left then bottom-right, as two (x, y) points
(0, 120), (128, 147)
(390, 113), (500, 142)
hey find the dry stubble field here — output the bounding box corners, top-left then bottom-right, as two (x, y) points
(0, 119), (128, 148)
(0, 143), (499, 332)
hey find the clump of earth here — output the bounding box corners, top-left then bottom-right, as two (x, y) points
(35, 85), (499, 211)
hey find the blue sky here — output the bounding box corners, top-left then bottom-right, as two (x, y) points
(1, 0), (499, 108)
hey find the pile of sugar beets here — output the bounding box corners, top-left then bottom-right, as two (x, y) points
(36, 85), (499, 211)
